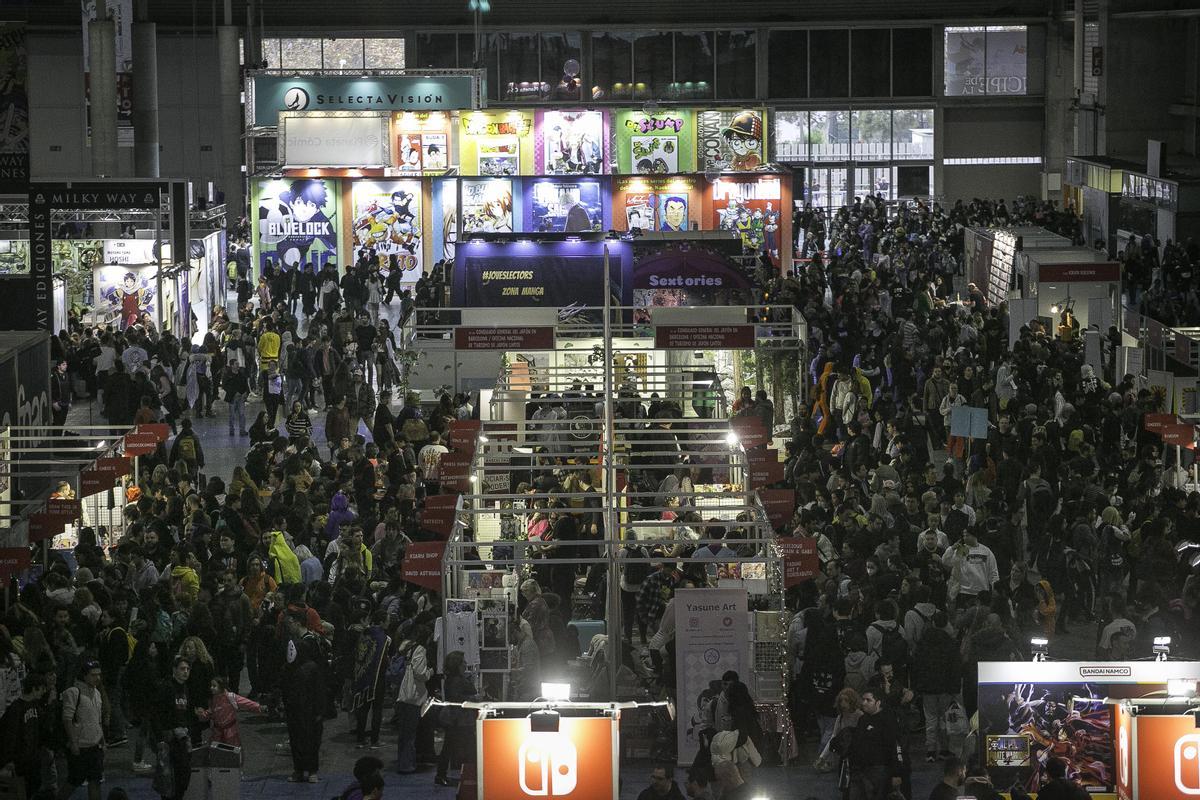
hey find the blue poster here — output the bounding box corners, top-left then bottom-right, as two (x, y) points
(527, 178), (602, 233)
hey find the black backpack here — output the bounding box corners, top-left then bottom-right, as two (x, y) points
(870, 622), (909, 667)
(622, 545), (651, 585)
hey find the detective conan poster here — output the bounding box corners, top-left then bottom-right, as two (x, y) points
(253, 178), (340, 275)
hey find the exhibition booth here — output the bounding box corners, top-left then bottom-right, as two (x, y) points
(244, 70), (795, 277)
(978, 660), (1200, 800)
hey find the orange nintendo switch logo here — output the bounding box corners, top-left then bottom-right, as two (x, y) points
(480, 717), (616, 800)
(1136, 714), (1200, 798)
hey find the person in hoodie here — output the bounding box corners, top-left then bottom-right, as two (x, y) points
(265, 530), (302, 586)
(196, 675), (264, 751)
(324, 490), (357, 540)
(911, 610), (961, 762)
(940, 526), (998, 608)
(294, 544), (325, 584)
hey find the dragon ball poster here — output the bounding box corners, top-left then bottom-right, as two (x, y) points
(711, 177), (781, 264)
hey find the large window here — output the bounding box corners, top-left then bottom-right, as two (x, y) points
(776, 109), (933, 163)
(673, 31), (714, 100)
(851, 29), (891, 97)
(944, 26), (1027, 96)
(809, 110), (850, 161)
(891, 108), (933, 160)
(851, 109), (891, 159)
(809, 29), (850, 98)
(716, 30), (756, 99)
(592, 32), (633, 100)
(768, 30), (808, 98)
(891, 28), (933, 96)
(257, 37), (405, 70)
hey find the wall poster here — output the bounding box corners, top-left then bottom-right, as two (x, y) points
(0, 22), (29, 192)
(696, 108), (767, 172)
(526, 178), (602, 233)
(540, 110), (605, 175)
(95, 264), (156, 329)
(712, 177), (782, 263)
(393, 111), (451, 173)
(614, 110), (696, 175)
(674, 587), (748, 765)
(615, 176), (698, 233)
(351, 180), (424, 282)
(460, 111), (534, 176)
(252, 178), (340, 274)
(461, 178), (514, 234)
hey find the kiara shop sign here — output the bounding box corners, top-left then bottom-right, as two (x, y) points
(251, 75), (476, 125)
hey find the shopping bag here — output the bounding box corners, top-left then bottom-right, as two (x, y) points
(943, 699), (969, 739)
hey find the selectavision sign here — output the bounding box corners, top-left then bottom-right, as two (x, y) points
(251, 75), (476, 125)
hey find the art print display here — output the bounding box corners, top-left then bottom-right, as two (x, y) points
(96, 264), (155, 329)
(658, 194), (689, 232)
(614, 110), (695, 175)
(624, 193), (656, 231)
(396, 132), (448, 172)
(253, 178), (339, 274)
(461, 179), (514, 234)
(527, 179), (602, 233)
(712, 177), (782, 263)
(478, 136), (519, 176)
(0, 22), (29, 190)
(696, 108), (767, 172)
(541, 110), (604, 175)
(351, 180), (424, 280)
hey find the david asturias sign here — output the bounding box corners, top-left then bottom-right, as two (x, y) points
(252, 75), (475, 125)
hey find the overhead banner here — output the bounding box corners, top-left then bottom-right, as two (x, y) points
(459, 110), (535, 176)
(250, 74), (476, 126)
(614, 109), (696, 175)
(0, 23), (29, 192)
(253, 178), (340, 274)
(454, 326), (555, 350)
(696, 108), (768, 172)
(654, 324), (755, 350)
(777, 537), (819, 586)
(479, 717), (617, 800)
(675, 588), (748, 765)
(281, 114), (388, 167)
(350, 180), (423, 281)
(453, 241), (633, 309)
(420, 494), (459, 539)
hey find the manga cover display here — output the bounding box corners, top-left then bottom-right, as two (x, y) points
(657, 194), (689, 232)
(712, 177), (781, 264)
(541, 110), (603, 175)
(96, 265), (155, 329)
(351, 180), (424, 279)
(614, 110), (696, 174)
(461, 179), (514, 234)
(478, 136), (519, 176)
(696, 109), (767, 172)
(624, 193), (655, 231)
(528, 179), (602, 232)
(631, 136), (676, 174)
(253, 178), (339, 274)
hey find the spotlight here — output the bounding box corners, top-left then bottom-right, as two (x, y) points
(1050, 303), (1061, 314)
(540, 682), (571, 701)
(725, 432), (739, 447)
(1030, 637), (1049, 662)
(469, 474), (479, 484)
(530, 709), (560, 733)
(478, 435), (489, 444)
(1154, 636), (1172, 660)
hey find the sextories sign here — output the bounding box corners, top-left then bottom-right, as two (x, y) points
(250, 75), (476, 126)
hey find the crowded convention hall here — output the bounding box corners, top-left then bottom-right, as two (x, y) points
(1, 3), (1200, 800)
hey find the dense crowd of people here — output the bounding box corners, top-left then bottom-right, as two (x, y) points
(4, 195), (1198, 800)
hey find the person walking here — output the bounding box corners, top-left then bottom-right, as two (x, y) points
(61, 660), (107, 800)
(223, 360), (250, 436)
(349, 612), (390, 750)
(843, 689), (903, 800)
(283, 635), (328, 783)
(155, 656), (197, 800)
(395, 624), (433, 774)
(435, 650), (479, 786)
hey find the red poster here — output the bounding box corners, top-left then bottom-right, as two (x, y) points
(730, 415), (769, 449)
(123, 431), (158, 456)
(758, 488), (795, 530)
(1160, 423), (1195, 446)
(421, 495), (460, 539)
(448, 420), (482, 452)
(137, 423), (171, 443)
(45, 498), (81, 522)
(1133, 713), (1200, 799)
(28, 512), (63, 543)
(654, 325), (755, 350)
(439, 453), (473, 493)
(454, 327), (555, 350)
(402, 542), (446, 591)
(745, 449), (784, 489)
(80, 468), (116, 497)
(0, 548), (30, 582)
(97, 455), (131, 477)
(777, 537), (819, 587)
(1036, 263), (1121, 283)
(1144, 413), (1176, 432)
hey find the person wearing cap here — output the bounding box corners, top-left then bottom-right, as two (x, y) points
(61, 660), (107, 800)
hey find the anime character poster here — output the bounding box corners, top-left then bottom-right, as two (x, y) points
(696, 109), (767, 172)
(351, 180), (424, 281)
(541, 110), (604, 175)
(712, 177), (781, 264)
(632, 136), (676, 175)
(397, 132), (449, 173)
(253, 178), (339, 275)
(624, 193), (655, 231)
(96, 264), (155, 329)
(461, 179), (514, 234)
(527, 179), (602, 233)
(479, 136), (519, 176)
(658, 194), (689, 232)
(614, 110), (695, 175)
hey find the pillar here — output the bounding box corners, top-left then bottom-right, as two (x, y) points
(89, 19), (119, 177)
(217, 25), (244, 218)
(131, 21), (159, 176)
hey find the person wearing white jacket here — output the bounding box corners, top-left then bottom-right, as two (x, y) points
(940, 530), (999, 604)
(395, 625), (434, 774)
(61, 660), (107, 800)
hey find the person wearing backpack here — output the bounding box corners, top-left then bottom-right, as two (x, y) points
(168, 418), (205, 480)
(61, 660), (107, 800)
(349, 611), (391, 750)
(394, 624), (433, 774)
(911, 610), (961, 762)
(619, 535), (651, 643)
(865, 600), (909, 677)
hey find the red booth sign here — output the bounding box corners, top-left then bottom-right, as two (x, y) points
(123, 431), (158, 456)
(137, 423), (171, 442)
(1144, 413), (1176, 432)
(654, 324), (755, 349)
(758, 488), (795, 530)
(745, 449), (784, 488)
(448, 420), (482, 452)
(0, 548), (30, 582)
(81, 455), (132, 496)
(28, 512), (64, 543)
(454, 326), (555, 350)
(1161, 423), (1195, 447)
(421, 495), (459, 539)
(401, 542), (446, 591)
(730, 415), (769, 449)
(1037, 262), (1121, 283)
(777, 537), (819, 587)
